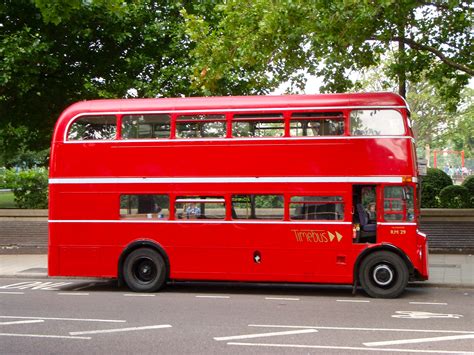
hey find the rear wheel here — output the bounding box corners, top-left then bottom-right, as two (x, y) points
(359, 251), (408, 298)
(123, 248), (167, 292)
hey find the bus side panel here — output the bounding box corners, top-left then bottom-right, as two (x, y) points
(49, 221), (356, 284)
(51, 138), (414, 179)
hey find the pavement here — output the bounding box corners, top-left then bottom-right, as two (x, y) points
(0, 253), (472, 288)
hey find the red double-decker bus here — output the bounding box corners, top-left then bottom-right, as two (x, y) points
(48, 93), (428, 298)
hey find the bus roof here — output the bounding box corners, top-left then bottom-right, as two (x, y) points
(58, 92), (407, 119)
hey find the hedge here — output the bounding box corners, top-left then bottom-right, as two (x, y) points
(4, 168), (48, 209)
(461, 175), (474, 206)
(420, 168), (453, 208)
(439, 185), (471, 208)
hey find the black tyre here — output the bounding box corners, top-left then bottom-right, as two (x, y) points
(123, 248), (167, 292)
(358, 251), (408, 298)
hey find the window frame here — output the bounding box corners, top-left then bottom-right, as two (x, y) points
(175, 114), (227, 139)
(231, 113), (285, 138)
(67, 115), (118, 141)
(350, 109), (406, 136)
(290, 111), (345, 137)
(231, 194), (285, 220)
(120, 114), (171, 140)
(289, 195), (345, 221)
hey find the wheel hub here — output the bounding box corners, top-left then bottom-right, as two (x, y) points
(373, 264), (394, 286)
(133, 258), (156, 283)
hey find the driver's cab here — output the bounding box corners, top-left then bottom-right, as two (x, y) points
(352, 184), (416, 244)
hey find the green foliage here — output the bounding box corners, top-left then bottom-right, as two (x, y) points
(0, 124), (49, 168)
(5, 168), (49, 209)
(439, 185), (471, 208)
(183, 1), (472, 100)
(420, 183), (439, 208)
(1, 1), (229, 153)
(421, 168), (453, 208)
(461, 175), (474, 206)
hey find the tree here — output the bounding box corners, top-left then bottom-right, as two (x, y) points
(0, 1), (229, 153)
(183, 1), (472, 101)
(355, 58), (473, 160)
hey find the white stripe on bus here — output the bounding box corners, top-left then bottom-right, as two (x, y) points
(49, 176), (404, 185)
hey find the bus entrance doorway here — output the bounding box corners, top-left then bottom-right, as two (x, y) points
(353, 185), (377, 244)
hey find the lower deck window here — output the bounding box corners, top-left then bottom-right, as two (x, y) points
(176, 197), (225, 219)
(290, 196), (344, 220)
(232, 195), (284, 219)
(120, 194), (170, 219)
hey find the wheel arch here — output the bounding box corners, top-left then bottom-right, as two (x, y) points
(353, 243), (414, 284)
(118, 239), (170, 284)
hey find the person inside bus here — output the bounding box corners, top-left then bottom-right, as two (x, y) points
(185, 203), (201, 219)
(366, 202), (376, 223)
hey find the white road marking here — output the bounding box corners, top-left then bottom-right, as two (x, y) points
(57, 293), (89, 296)
(0, 292), (24, 295)
(0, 320), (44, 325)
(123, 294), (156, 297)
(336, 299), (370, 303)
(364, 334), (474, 347)
(392, 311), (463, 319)
(227, 342), (472, 354)
(0, 316), (126, 323)
(69, 324), (172, 335)
(409, 302), (448, 305)
(214, 329), (318, 341)
(0, 281), (73, 291)
(248, 324), (474, 334)
(73, 283), (96, 291)
(195, 295), (230, 299)
(265, 297), (300, 301)
(0, 333), (90, 340)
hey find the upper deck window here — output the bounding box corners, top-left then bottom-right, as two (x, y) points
(350, 110), (405, 136)
(121, 114), (170, 139)
(176, 114), (226, 138)
(68, 115), (116, 140)
(232, 114), (284, 137)
(290, 112), (344, 136)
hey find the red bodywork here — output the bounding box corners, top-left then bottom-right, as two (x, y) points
(48, 93), (428, 284)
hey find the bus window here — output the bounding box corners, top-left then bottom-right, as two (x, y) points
(383, 186), (415, 221)
(176, 114), (226, 138)
(122, 114), (170, 139)
(384, 186), (404, 221)
(290, 112), (344, 136)
(176, 196), (225, 219)
(231, 195), (284, 219)
(68, 115), (116, 140)
(350, 110), (405, 136)
(290, 196), (344, 220)
(232, 114), (284, 137)
(120, 194), (169, 219)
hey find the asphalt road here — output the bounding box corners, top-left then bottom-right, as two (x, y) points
(0, 278), (473, 354)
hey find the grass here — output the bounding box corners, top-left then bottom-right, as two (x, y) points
(0, 191), (17, 208)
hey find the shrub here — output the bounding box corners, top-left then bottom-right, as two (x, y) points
(461, 175), (474, 206)
(439, 185), (471, 208)
(5, 168), (48, 209)
(421, 183), (439, 208)
(420, 168), (452, 208)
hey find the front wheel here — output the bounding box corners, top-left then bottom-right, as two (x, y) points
(123, 248), (167, 292)
(359, 251), (408, 298)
